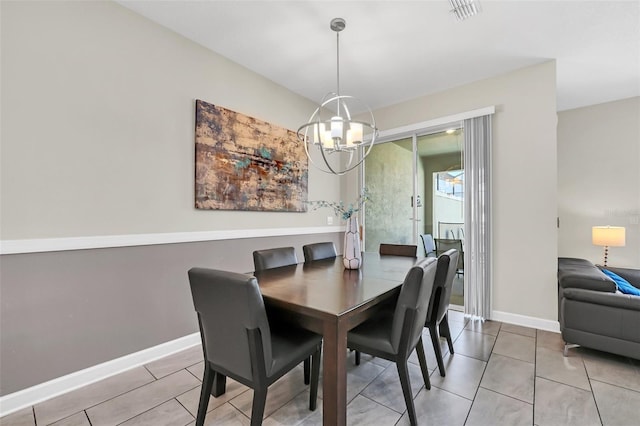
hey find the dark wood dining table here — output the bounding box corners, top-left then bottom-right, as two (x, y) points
(253, 252), (420, 426)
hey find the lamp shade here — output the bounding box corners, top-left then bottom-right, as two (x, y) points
(592, 226), (626, 247)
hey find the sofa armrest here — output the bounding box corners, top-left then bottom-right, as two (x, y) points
(563, 288), (640, 311)
(598, 266), (640, 289)
(558, 269), (616, 293)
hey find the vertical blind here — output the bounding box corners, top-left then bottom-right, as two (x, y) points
(463, 114), (493, 320)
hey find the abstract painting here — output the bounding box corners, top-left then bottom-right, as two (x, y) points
(195, 99), (308, 211)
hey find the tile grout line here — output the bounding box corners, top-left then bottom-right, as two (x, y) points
(536, 375), (597, 393)
(476, 384), (534, 407)
(226, 398), (251, 423)
(357, 393), (405, 418)
(588, 377), (640, 394)
(114, 397), (183, 425)
(584, 356), (605, 426)
(82, 369), (194, 425)
(461, 321), (500, 425)
(366, 367), (422, 416)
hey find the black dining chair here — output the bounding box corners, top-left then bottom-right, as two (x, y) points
(253, 247), (298, 271)
(379, 243), (418, 257)
(353, 242), (418, 365)
(425, 249), (459, 376)
(434, 238), (464, 276)
(303, 242), (337, 262)
(188, 268), (322, 426)
(347, 257), (438, 426)
(420, 234), (437, 258)
(252, 246), (313, 384)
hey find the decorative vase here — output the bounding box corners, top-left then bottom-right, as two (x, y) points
(343, 216), (362, 269)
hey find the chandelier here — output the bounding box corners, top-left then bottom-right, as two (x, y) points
(297, 18), (378, 176)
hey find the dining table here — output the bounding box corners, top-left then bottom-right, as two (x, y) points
(253, 252), (421, 426)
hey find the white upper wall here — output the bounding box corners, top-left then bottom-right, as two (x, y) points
(558, 97), (640, 268)
(0, 0), (340, 240)
(2, 1), (571, 323)
(366, 62), (559, 321)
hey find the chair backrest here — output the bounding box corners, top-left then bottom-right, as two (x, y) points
(188, 268), (272, 382)
(253, 247), (298, 271)
(426, 249), (460, 325)
(303, 242), (337, 262)
(420, 234), (436, 256)
(434, 238), (464, 270)
(389, 257), (438, 354)
(379, 243), (418, 257)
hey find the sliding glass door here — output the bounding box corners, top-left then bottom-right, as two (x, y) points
(364, 130), (464, 251)
(364, 129), (465, 308)
(360, 108), (494, 317)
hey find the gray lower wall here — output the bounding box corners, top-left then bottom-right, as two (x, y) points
(0, 232), (342, 396)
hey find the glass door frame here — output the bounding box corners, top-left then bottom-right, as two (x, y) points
(358, 106), (494, 250)
(361, 124), (463, 250)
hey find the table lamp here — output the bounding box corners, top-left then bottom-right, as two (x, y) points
(592, 226), (625, 266)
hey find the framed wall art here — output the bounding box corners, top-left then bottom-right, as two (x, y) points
(195, 99), (308, 212)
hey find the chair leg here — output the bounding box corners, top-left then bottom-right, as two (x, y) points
(212, 372), (227, 397)
(309, 345), (322, 411)
(196, 363), (214, 426)
(396, 360), (418, 426)
(415, 337), (431, 390)
(439, 314), (455, 355)
(251, 386), (268, 426)
(355, 350), (361, 365)
(304, 358), (310, 385)
(429, 324), (446, 377)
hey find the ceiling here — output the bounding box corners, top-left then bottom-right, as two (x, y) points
(117, 1), (640, 112)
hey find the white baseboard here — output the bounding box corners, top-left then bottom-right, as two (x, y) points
(492, 310), (560, 333)
(0, 333), (201, 417)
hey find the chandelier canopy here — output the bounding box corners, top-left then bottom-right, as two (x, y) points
(297, 18), (378, 176)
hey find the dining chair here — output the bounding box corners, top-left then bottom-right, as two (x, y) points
(434, 238), (464, 275)
(425, 249), (459, 376)
(420, 234), (437, 258)
(252, 246), (312, 384)
(379, 243), (418, 257)
(253, 247), (298, 271)
(347, 257), (438, 426)
(302, 242), (337, 262)
(353, 242), (418, 366)
(188, 268), (322, 426)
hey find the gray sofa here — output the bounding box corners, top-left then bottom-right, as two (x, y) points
(558, 257), (640, 360)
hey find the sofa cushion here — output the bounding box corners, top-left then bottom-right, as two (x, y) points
(601, 269), (640, 296)
(600, 266), (640, 288)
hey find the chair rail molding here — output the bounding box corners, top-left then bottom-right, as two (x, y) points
(0, 226), (344, 255)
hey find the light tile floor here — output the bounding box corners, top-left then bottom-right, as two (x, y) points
(3, 310), (640, 425)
